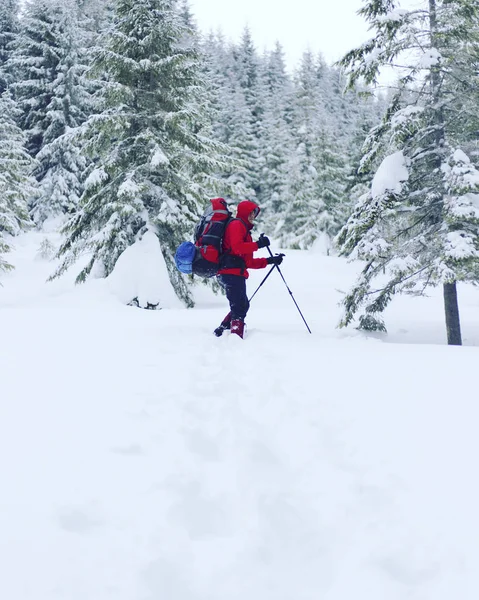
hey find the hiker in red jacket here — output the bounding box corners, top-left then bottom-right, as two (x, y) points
(214, 200), (283, 339)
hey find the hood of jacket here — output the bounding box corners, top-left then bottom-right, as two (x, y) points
(236, 200), (260, 229)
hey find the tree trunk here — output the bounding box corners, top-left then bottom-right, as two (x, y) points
(430, 0), (462, 347)
(443, 282), (462, 346)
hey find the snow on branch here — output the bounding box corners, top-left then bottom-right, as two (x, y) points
(371, 151), (409, 199)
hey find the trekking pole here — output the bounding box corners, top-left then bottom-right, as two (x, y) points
(248, 264), (276, 303)
(262, 236), (312, 334)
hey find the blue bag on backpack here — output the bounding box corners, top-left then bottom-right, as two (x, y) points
(174, 241), (198, 274)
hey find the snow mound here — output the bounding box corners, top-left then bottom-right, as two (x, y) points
(106, 230), (182, 309)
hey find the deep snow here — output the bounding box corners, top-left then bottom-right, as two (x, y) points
(1, 231), (479, 600)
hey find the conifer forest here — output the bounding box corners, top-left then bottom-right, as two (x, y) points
(1, 0), (479, 344)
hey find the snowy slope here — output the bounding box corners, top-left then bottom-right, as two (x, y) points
(1, 232), (479, 600)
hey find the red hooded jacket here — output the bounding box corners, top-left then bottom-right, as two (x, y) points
(217, 200), (268, 279)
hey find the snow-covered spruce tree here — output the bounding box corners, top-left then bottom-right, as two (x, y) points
(311, 62), (382, 250)
(257, 43), (294, 230)
(0, 92), (35, 276)
(11, 0), (65, 158)
(54, 0), (227, 307)
(439, 7), (479, 164)
(279, 140), (319, 249)
(201, 33), (256, 198)
(221, 78), (259, 196)
(278, 51), (320, 247)
(179, 7), (244, 202)
(0, 0), (19, 95)
(10, 0), (92, 226)
(178, 0), (197, 37)
(279, 52), (350, 250)
(279, 126), (348, 251)
(337, 0), (479, 344)
(311, 121), (349, 251)
(31, 0), (92, 226)
(230, 27), (266, 197)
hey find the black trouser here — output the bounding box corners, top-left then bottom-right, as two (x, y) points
(218, 274), (250, 321)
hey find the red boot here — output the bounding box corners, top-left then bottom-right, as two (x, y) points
(213, 313), (232, 337)
(230, 318), (245, 339)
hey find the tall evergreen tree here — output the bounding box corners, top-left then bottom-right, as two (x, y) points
(279, 51), (320, 244)
(0, 0), (19, 95)
(258, 43), (293, 228)
(54, 0), (226, 307)
(230, 28), (265, 196)
(0, 92), (35, 275)
(31, 0), (92, 225)
(10, 0), (93, 226)
(11, 0), (64, 158)
(201, 33), (256, 198)
(312, 120), (349, 247)
(279, 52), (349, 249)
(337, 0), (479, 344)
(279, 136), (319, 248)
(178, 0), (197, 33)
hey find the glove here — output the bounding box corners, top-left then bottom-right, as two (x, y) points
(256, 235), (271, 249)
(266, 254), (284, 266)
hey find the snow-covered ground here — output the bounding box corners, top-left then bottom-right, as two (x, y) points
(1, 231), (479, 600)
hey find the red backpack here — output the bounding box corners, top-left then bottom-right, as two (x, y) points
(187, 198), (232, 276)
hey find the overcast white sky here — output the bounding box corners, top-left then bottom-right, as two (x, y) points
(189, 0), (374, 71)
